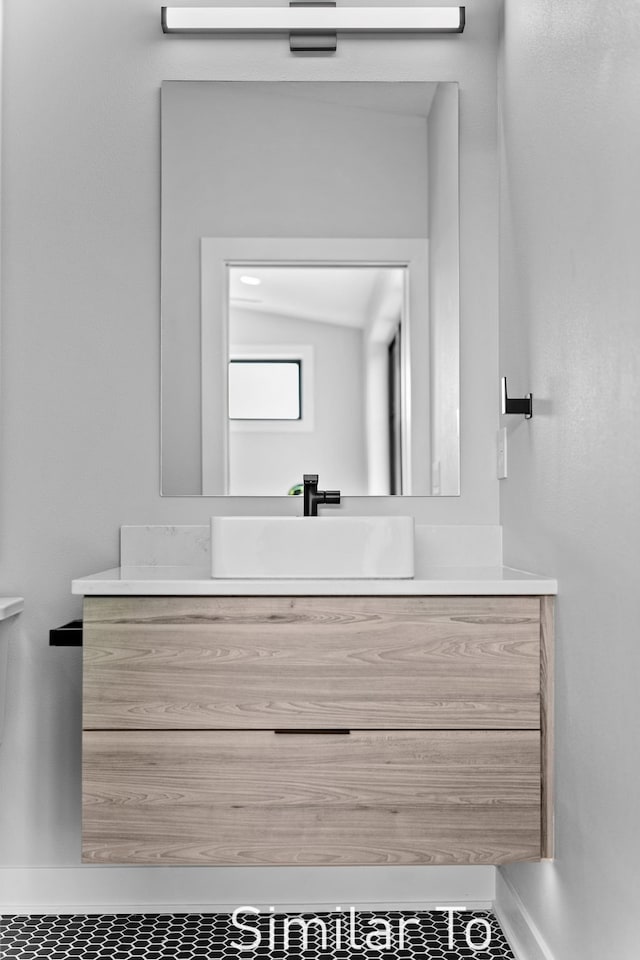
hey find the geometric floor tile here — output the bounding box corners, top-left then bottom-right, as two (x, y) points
(0, 910), (516, 959)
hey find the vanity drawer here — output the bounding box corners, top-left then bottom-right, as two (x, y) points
(83, 596), (541, 730)
(82, 729), (542, 866)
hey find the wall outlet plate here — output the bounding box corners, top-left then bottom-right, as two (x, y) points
(497, 427), (508, 479)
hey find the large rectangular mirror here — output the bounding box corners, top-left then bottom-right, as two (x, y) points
(161, 81), (459, 496)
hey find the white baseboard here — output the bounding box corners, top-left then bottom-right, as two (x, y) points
(494, 872), (555, 960)
(0, 866), (495, 915)
(0, 900), (494, 916)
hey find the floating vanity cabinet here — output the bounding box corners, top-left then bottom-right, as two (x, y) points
(82, 595), (553, 866)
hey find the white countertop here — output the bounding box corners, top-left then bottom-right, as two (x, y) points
(0, 597), (25, 620)
(72, 565), (557, 596)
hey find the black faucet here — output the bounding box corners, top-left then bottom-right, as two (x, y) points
(303, 474), (341, 517)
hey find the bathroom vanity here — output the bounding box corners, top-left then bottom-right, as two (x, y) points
(74, 535), (555, 868)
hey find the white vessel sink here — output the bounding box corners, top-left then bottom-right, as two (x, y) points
(210, 516), (414, 579)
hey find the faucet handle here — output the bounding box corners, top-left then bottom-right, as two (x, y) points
(301, 475), (340, 516)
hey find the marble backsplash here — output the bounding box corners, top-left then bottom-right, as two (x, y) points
(120, 524), (503, 568)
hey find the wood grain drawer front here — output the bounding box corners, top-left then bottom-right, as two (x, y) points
(82, 729), (541, 866)
(82, 596), (541, 730)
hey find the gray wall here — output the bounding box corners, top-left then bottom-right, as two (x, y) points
(498, 0), (640, 956)
(0, 0), (501, 908)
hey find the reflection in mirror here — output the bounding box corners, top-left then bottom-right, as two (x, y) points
(226, 264), (407, 496)
(161, 81), (460, 496)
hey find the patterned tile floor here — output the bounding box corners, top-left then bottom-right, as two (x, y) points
(0, 910), (516, 959)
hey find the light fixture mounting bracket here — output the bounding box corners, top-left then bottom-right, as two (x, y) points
(289, 1), (337, 53)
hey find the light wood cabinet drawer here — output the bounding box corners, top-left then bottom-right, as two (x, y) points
(82, 596), (541, 730)
(82, 729), (541, 866)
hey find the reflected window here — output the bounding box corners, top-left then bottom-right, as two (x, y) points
(228, 359), (302, 420)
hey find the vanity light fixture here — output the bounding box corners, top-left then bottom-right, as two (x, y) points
(161, 5), (465, 53)
(239, 275), (262, 286)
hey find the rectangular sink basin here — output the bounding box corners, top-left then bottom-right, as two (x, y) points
(210, 516), (414, 579)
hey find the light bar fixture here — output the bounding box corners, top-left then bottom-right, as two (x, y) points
(161, 6), (466, 40)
